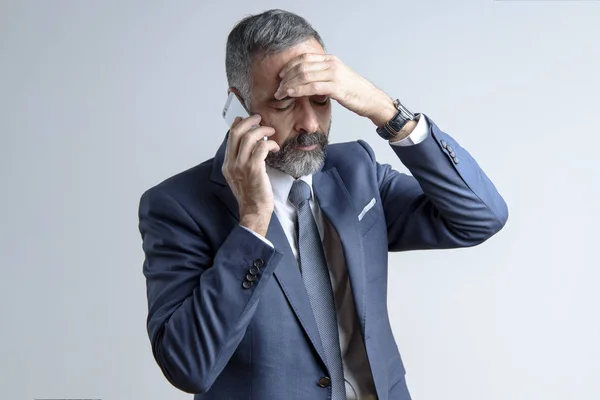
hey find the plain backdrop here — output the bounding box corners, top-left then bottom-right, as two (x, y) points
(1, 1), (599, 399)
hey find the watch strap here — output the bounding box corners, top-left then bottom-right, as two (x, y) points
(376, 99), (417, 140)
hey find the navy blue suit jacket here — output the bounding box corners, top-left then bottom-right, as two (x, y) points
(138, 114), (508, 399)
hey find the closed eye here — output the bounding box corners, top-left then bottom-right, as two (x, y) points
(273, 96), (329, 112)
(274, 104), (293, 112)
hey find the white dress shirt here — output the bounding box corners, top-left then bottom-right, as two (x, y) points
(240, 115), (429, 399)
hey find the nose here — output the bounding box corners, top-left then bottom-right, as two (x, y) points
(293, 99), (320, 134)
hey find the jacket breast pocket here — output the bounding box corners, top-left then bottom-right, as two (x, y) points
(358, 197), (382, 236)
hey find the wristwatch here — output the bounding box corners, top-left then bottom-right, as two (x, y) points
(376, 99), (418, 140)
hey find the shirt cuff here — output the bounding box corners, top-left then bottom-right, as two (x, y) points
(240, 225), (274, 248)
(389, 113), (429, 146)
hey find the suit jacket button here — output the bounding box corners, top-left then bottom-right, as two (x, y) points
(253, 258), (264, 268)
(242, 280), (253, 289)
(441, 140), (447, 149)
(317, 376), (331, 388)
(246, 273), (257, 282)
(249, 267), (260, 275)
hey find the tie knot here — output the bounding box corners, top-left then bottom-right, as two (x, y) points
(288, 179), (311, 208)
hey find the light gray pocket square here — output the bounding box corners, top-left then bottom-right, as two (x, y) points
(358, 198), (376, 221)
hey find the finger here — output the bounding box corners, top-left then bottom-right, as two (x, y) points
(278, 53), (333, 79)
(228, 114), (262, 160)
(237, 126), (276, 164)
(226, 116), (243, 149)
(250, 139), (280, 162)
(281, 61), (331, 85)
(230, 116), (243, 129)
(284, 80), (336, 99)
(277, 69), (333, 99)
(223, 118), (241, 170)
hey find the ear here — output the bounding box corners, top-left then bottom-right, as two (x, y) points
(228, 87), (241, 97)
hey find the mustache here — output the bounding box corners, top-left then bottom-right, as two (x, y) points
(284, 131), (328, 148)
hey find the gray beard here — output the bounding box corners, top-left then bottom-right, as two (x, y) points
(265, 124), (330, 178)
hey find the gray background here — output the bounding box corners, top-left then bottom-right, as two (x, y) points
(1, 1), (599, 399)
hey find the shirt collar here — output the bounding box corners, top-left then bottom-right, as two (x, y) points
(266, 164), (314, 205)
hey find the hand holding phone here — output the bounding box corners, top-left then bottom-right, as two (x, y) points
(221, 92), (279, 238)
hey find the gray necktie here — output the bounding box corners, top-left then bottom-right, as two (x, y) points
(288, 179), (346, 400)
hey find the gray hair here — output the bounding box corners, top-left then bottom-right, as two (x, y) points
(225, 9), (326, 110)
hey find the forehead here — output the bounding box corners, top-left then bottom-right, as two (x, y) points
(251, 38), (325, 102)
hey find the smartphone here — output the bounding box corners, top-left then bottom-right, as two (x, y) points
(222, 92), (267, 140)
(222, 92), (250, 127)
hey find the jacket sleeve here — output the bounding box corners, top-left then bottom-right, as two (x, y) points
(138, 187), (283, 393)
(360, 114), (508, 251)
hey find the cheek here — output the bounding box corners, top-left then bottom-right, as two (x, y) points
(273, 129), (294, 147)
(317, 106), (332, 123)
(262, 115), (293, 144)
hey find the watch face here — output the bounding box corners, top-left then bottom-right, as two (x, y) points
(397, 103), (416, 121)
